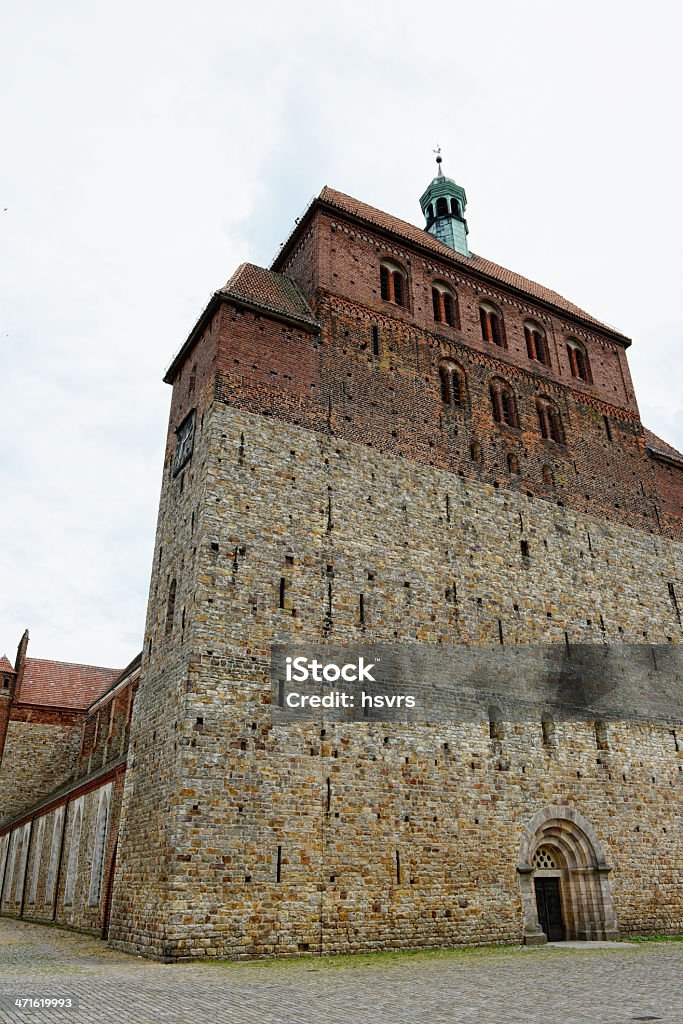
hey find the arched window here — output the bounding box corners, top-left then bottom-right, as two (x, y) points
(542, 464), (554, 486)
(436, 196), (449, 217)
(379, 260), (407, 308)
(450, 198), (460, 217)
(438, 361), (466, 408)
(88, 786), (111, 906)
(427, 203), (434, 220)
(566, 338), (592, 382)
(432, 281), (459, 327)
(470, 439), (482, 462)
(536, 397), (565, 444)
(524, 320), (551, 366)
(532, 845), (558, 869)
(64, 801), (83, 906)
(507, 453), (520, 474)
(479, 302), (506, 348)
(489, 379), (518, 428)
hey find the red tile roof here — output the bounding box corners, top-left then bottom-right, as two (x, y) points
(222, 263), (319, 329)
(18, 659), (122, 710)
(0, 655), (14, 674)
(313, 187), (631, 344)
(644, 429), (683, 467)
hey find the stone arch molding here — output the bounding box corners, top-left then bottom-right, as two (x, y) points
(517, 805), (619, 944)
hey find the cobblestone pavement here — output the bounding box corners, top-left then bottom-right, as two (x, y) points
(1, 918), (682, 1024)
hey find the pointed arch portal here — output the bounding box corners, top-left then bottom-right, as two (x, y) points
(517, 806), (619, 943)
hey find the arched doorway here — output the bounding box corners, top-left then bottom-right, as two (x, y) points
(517, 806), (619, 944)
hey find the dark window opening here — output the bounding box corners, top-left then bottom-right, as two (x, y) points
(439, 364), (465, 408)
(481, 307), (506, 347)
(603, 415), (613, 442)
(567, 341), (592, 382)
(490, 382), (518, 428)
(537, 400), (565, 444)
(525, 326), (550, 366)
(165, 580), (176, 636)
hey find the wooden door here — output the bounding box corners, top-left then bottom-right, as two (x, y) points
(534, 876), (565, 942)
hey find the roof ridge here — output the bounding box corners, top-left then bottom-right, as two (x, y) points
(316, 186), (630, 344)
(25, 657), (121, 673)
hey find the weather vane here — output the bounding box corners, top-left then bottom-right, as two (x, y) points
(433, 145), (443, 176)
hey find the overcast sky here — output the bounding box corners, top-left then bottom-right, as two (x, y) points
(1, 0), (681, 668)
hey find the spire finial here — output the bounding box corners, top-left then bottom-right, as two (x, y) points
(434, 145), (443, 177)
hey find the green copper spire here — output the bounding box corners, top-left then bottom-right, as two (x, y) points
(419, 148), (469, 257)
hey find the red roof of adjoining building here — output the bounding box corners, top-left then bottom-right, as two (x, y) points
(314, 187), (631, 344)
(644, 428), (683, 467)
(0, 655), (14, 674)
(222, 263), (319, 328)
(17, 659), (122, 710)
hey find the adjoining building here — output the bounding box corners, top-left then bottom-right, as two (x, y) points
(2, 160), (682, 957)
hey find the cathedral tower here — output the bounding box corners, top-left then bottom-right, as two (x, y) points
(108, 179), (683, 959)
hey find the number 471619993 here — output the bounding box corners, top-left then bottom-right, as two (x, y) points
(13, 998), (76, 1008)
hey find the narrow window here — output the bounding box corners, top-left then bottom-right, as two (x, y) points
(603, 415), (612, 442)
(537, 399), (564, 444)
(443, 292), (455, 327)
(436, 196), (448, 217)
(480, 306), (491, 342)
(595, 720), (609, 750)
(165, 580), (176, 636)
(567, 340), (591, 382)
(525, 324), (550, 365)
(188, 364), (197, 396)
(508, 453), (520, 474)
(393, 272), (404, 307)
(432, 287), (441, 321)
(380, 265), (390, 301)
(470, 440), (482, 462)
(279, 577), (287, 609)
(542, 464), (554, 485)
(439, 365), (451, 404)
(439, 363), (465, 408)
(488, 706), (504, 741)
(490, 312), (504, 347)
(542, 715), (556, 747)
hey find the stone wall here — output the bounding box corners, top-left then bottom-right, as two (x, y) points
(0, 716), (82, 828)
(108, 398), (683, 959)
(0, 775), (124, 933)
